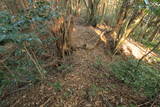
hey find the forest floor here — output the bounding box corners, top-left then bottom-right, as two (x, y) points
(1, 19), (158, 107)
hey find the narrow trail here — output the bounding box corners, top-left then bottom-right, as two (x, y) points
(3, 24), (147, 107)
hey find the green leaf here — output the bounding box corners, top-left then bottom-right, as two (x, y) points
(0, 35), (7, 42)
(53, 82), (62, 91)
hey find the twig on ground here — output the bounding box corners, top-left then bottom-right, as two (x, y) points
(40, 96), (53, 107)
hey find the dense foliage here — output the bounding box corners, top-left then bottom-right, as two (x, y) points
(0, 0), (59, 95)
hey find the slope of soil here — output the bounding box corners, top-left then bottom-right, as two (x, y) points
(1, 22), (149, 107)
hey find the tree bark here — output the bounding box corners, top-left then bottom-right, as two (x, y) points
(114, 0), (134, 38)
(50, 16), (74, 58)
(115, 10), (146, 50)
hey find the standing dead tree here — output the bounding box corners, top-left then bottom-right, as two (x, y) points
(49, 0), (74, 58)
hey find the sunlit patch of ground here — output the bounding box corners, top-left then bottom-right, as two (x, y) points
(121, 39), (160, 63)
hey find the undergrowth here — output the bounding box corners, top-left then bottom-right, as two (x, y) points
(110, 58), (160, 98)
(0, 1), (58, 96)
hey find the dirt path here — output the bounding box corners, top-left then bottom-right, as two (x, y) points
(2, 25), (147, 107)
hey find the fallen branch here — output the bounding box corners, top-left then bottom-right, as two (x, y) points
(136, 40), (160, 68)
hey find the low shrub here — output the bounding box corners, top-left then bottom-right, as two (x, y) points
(110, 58), (160, 98)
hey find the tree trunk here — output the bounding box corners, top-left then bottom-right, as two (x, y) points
(50, 16), (74, 58)
(115, 10), (146, 50)
(114, 0), (134, 38)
